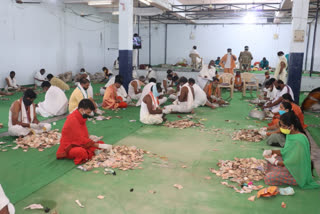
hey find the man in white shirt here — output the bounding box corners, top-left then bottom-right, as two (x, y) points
(36, 81), (68, 117)
(34, 69), (46, 89)
(197, 60), (217, 89)
(128, 76), (145, 100)
(274, 51), (288, 82)
(146, 68), (157, 81)
(189, 46), (202, 69)
(263, 80), (294, 113)
(5, 71), (20, 92)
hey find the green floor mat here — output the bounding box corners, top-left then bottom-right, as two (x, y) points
(12, 92), (320, 214)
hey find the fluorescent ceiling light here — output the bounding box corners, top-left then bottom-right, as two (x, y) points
(112, 11), (119, 15)
(139, 0), (151, 6)
(88, 1), (112, 6)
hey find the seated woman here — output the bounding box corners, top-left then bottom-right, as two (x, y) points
(263, 112), (320, 189)
(266, 101), (292, 147)
(282, 93), (307, 129)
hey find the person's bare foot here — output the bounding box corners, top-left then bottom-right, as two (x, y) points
(210, 105), (216, 109)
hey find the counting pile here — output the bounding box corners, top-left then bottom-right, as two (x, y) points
(232, 129), (264, 142)
(164, 119), (204, 129)
(82, 145), (145, 171)
(15, 129), (61, 151)
(210, 157), (267, 184)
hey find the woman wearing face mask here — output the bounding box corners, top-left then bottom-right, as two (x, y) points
(266, 102), (292, 147)
(263, 112), (320, 189)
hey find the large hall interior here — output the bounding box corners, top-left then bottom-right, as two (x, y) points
(0, 0), (320, 213)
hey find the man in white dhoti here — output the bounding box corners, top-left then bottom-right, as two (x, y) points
(163, 77), (194, 114)
(274, 51), (288, 82)
(188, 78), (217, 109)
(0, 184), (15, 214)
(34, 69), (46, 89)
(5, 71), (20, 92)
(128, 76), (145, 100)
(263, 80), (294, 113)
(146, 68), (157, 81)
(100, 75), (128, 101)
(8, 89), (51, 136)
(197, 60), (217, 89)
(140, 84), (165, 125)
(136, 78), (167, 106)
(162, 74), (174, 94)
(36, 81), (68, 117)
(114, 57), (119, 70)
(189, 46), (202, 69)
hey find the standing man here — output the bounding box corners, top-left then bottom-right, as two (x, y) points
(239, 46), (253, 72)
(219, 48), (237, 75)
(56, 99), (112, 165)
(274, 51), (288, 82)
(189, 46), (202, 69)
(34, 68), (46, 89)
(8, 89), (51, 136)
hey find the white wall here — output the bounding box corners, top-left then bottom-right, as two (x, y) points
(304, 22), (320, 72)
(166, 24), (291, 67)
(0, 1), (115, 88)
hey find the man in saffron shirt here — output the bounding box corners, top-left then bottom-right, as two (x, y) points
(56, 99), (112, 165)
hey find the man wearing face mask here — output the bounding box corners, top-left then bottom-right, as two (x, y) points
(140, 84), (165, 125)
(8, 89), (51, 136)
(274, 51), (288, 82)
(56, 99), (112, 165)
(263, 80), (294, 113)
(69, 78), (98, 113)
(219, 48), (237, 75)
(238, 46), (253, 72)
(263, 78), (277, 101)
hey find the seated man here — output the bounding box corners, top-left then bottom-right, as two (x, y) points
(34, 68), (46, 89)
(56, 99), (112, 165)
(128, 76), (145, 100)
(8, 89), (51, 136)
(102, 76), (128, 110)
(146, 67), (157, 81)
(263, 80), (294, 113)
(102, 67), (112, 83)
(100, 75), (128, 101)
(260, 57), (269, 69)
(188, 78), (217, 109)
(140, 84), (165, 125)
(215, 57), (221, 66)
(263, 78), (278, 102)
(36, 81), (68, 117)
(162, 74), (174, 94)
(5, 71), (20, 92)
(163, 77), (194, 114)
(197, 60), (216, 89)
(47, 74), (70, 91)
(204, 77), (227, 106)
(69, 78), (97, 113)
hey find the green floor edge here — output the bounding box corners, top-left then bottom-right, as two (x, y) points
(0, 86), (319, 213)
